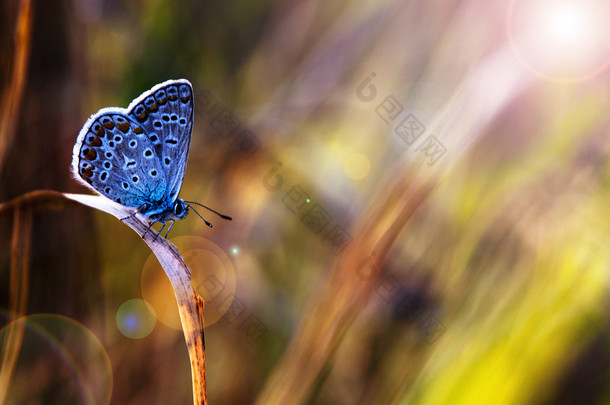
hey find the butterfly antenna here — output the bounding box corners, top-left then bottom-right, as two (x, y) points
(187, 205), (214, 228)
(184, 200), (232, 221)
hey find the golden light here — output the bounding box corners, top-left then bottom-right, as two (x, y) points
(344, 153), (371, 181)
(508, 0), (610, 82)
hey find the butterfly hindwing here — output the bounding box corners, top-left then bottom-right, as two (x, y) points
(74, 111), (168, 208)
(127, 80), (193, 201)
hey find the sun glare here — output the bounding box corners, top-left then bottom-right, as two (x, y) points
(508, 0), (610, 81)
(544, 4), (589, 46)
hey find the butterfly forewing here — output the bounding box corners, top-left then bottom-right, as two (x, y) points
(74, 111), (168, 208)
(127, 80), (193, 201)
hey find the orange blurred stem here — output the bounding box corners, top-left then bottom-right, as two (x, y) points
(63, 192), (209, 405)
(0, 190), (209, 405)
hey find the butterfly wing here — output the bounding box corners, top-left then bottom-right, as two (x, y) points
(126, 79), (193, 202)
(72, 109), (168, 208)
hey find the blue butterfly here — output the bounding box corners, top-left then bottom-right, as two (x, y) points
(72, 79), (231, 237)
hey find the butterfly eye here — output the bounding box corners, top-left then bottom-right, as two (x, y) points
(170, 114), (178, 121)
(100, 171), (108, 181)
(179, 118), (187, 125)
(174, 201), (184, 215)
(164, 157), (171, 166)
(143, 149), (153, 158)
(122, 182), (129, 190)
(103, 161), (112, 169)
(153, 120), (162, 128)
(149, 169), (157, 177)
(131, 175), (139, 183)
(105, 151), (113, 159)
(129, 140), (137, 148)
(162, 114), (170, 122)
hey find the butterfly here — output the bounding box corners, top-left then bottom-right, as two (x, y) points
(72, 79), (231, 238)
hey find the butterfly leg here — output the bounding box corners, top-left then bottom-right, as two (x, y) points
(143, 221), (157, 239)
(121, 203), (151, 222)
(164, 220), (176, 238)
(120, 212), (137, 222)
(153, 221), (167, 242)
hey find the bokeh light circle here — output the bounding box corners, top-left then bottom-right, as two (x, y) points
(0, 313), (113, 404)
(116, 299), (157, 339)
(344, 153), (371, 180)
(507, 0), (610, 82)
(141, 236), (236, 329)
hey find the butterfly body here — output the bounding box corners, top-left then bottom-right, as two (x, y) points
(72, 79), (196, 232)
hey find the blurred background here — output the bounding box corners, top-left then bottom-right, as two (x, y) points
(1, 0), (610, 404)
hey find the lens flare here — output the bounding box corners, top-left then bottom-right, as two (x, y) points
(507, 0), (610, 82)
(344, 152), (371, 180)
(545, 4), (587, 45)
(0, 313), (112, 404)
(141, 236), (236, 328)
(116, 299), (156, 339)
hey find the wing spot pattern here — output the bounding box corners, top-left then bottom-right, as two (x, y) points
(87, 135), (102, 146)
(82, 147), (97, 161)
(145, 96), (158, 112)
(101, 116), (114, 129)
